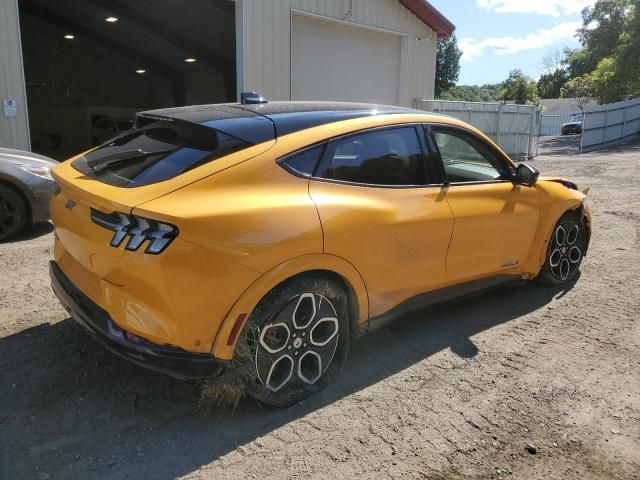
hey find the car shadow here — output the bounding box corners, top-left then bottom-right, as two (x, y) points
(0, 279), (576, 479)
(5, 221), (53, 243)
(536, 135), (581, 157)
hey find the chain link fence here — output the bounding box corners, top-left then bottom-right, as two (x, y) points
(415, 99), (540, 160)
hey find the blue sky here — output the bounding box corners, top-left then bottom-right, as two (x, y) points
(429, 0), (595, 85)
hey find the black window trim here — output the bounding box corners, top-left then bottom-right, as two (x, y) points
(426, 123), (517, 187)
(305, 123), (445, 189)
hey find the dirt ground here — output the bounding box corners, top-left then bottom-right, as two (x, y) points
(1, 137), (639, 480)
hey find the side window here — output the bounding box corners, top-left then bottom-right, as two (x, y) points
(279, 144), (324, 177)
(431, 126), (509, 183)
(320, 127), (427, 186)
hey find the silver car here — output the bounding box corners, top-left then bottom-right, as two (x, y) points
(0, 148), (57, 241)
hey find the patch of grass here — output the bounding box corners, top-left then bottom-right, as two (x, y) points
(198, 381), (246, 414)
(197, 330), (254, 414)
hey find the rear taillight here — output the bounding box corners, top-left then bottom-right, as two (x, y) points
(90, 209), (178, 254)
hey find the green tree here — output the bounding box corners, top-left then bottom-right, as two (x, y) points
(435, 35), (462, 97)
(565, 0), (637, 102)
(590, 57), (625, 103)
(613, 0), (640, 98)
(499, 69), (539, 105)
(564, 47), (596, 78)
(561, 75), (595, 112)
(576, 0), (631, 69)
(437, 84), (502, 102)
(538, 70), (569, 99)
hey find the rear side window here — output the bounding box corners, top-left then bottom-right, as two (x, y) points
(319, 127), (427, 186)
(73, 120), (251, 188)
(278, 144), (324, 177)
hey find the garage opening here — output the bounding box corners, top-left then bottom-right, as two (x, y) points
(291, 13), (405, 105)
(18, 0), (236, 160)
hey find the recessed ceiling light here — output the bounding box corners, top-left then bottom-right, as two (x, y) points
(105, 16), (118, 23)
(135, 69), (146, 74)
(64, 34), (75, 40)
(184, 58), (196, 63)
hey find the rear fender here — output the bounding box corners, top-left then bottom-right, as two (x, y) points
(211, 253), (369, 360)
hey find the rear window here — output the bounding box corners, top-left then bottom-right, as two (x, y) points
(72, 120), (251, 188)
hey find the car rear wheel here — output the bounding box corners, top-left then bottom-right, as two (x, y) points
(537, 211), (586, 285)
(241, 274), (350, 407)
(0, 185), (28, 242)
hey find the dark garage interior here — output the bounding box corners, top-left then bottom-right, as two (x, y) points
(19, 0), (236, 160)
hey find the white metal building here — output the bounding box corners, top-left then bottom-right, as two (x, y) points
(0, 0), (453, 158)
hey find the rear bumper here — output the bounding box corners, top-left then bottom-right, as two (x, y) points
(49, 261), (225, 380)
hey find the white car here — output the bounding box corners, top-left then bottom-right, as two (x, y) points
(92, 118), (134, 145)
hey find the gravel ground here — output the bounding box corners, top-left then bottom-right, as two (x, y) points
(1, 137), (639, 480)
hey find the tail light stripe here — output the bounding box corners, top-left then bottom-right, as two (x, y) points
(90, 208), (178, 254)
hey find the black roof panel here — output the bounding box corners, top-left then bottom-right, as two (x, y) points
(235, 101), (418, 116)
(137, 101), (426, 144)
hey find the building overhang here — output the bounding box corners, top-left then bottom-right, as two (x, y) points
(398, 0), (455, 38)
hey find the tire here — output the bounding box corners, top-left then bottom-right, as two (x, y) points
(240, 274), (350, 407)
(0, 185), (29, 242)
(536, 211), (587, 285)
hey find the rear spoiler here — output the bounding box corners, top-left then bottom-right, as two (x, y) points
(134, 111), (275, 145)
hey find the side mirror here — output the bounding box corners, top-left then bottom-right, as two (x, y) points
(515, 163), (539, 187)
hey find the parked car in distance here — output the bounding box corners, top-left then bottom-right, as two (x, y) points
(49, 95), (591, 407)
(561, 113), (583, 135)
(0, 148), (57, 241)
(92, 118), (134, 145)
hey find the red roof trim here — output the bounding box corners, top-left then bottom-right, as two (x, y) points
(398, 0), (455, 38)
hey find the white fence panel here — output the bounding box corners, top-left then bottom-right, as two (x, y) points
(540, 113), (574, 136)
(581, 98), (640, 151)
(415, 99), (539, 160)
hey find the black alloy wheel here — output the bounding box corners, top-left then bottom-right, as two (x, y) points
(0, 186), (28, 242)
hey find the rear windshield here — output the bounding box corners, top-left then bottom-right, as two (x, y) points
(72, 119), (251, 187)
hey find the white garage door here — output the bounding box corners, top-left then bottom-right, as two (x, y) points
(291, 14), (402, 105)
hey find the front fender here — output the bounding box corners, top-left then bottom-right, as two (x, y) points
(211, 253), (369, 360)
(520, 180), (588, 275)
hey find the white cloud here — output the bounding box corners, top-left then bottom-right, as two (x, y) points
(459, 21), (581, 61)
(477, 0), (595, 17)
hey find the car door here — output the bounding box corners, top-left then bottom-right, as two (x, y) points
(428, 124), (540, 283)
(307, 125), (454, 317)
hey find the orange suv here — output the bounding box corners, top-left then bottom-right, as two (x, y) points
(50, 95), (591, 406)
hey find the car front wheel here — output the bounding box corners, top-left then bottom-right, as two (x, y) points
(241, 274), (350, 407)
(537, 211), (587, 285)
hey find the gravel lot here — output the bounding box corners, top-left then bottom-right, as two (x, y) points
(1, 137), (639, 480)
